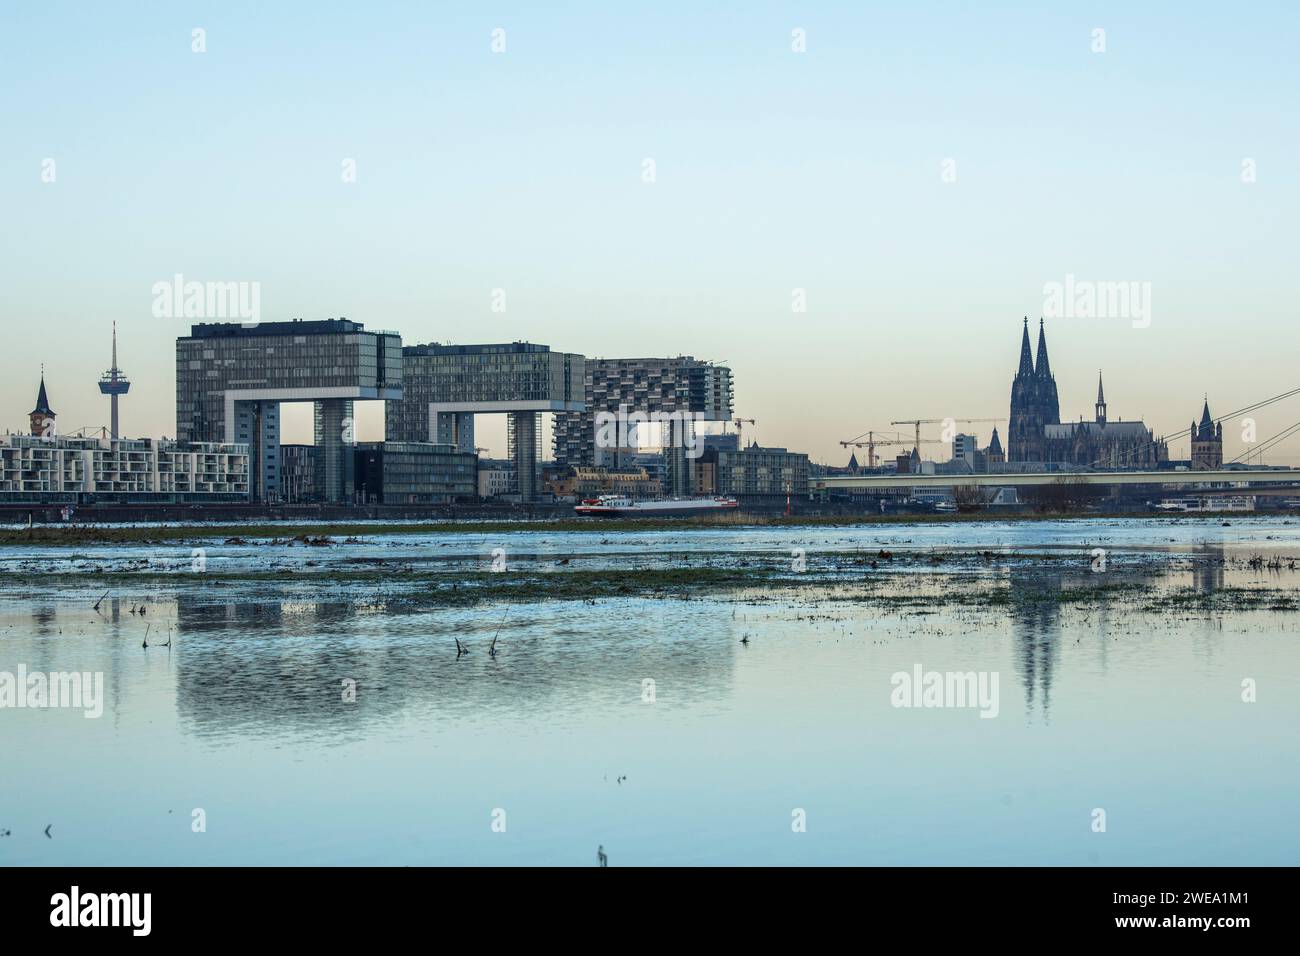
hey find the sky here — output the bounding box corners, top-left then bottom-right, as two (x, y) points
(2, 1), (1297, 463)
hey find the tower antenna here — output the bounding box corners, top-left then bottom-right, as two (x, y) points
(98, 321), (131, 439)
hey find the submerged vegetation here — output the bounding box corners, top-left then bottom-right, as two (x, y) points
(2, 509), (1295, 546)
(2, 546), (1295, 614)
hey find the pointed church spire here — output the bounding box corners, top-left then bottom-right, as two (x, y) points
(1095, 370), (1107, 424)
(1016, 317), (1034, 377)
(1035, 318), (1052, 378)
(31, 372), (54, 416)
(1199, 399), (1213, 431)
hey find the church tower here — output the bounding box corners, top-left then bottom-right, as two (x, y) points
(1095, 371), (1107, 425)
(986, 426), (1005, 465)
(1007, 318), (1060, 462)
(30, 373), (56, 438)
(1190, 399), (1223, 470)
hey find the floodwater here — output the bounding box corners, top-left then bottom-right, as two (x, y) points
(1, 516), (1298, 866)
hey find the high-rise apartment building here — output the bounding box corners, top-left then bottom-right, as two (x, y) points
(553, 357), (733, 494)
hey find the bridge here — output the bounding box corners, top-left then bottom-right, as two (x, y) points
(815, 469), (1300, 491)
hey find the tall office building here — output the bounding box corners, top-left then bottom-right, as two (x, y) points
(176, 318), (402, 502)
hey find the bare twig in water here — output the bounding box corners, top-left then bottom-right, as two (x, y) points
(489, 607), (509, 658)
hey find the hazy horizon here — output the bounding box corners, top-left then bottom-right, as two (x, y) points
(4, 2), (1297, 463)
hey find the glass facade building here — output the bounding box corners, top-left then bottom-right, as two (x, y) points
(175, 319), (402, 502)
(552, 357), (733, 495)
(386, 342), (584, 500)
(353, 442), (478, 504)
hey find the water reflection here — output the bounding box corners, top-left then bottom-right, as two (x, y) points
(1192, 544), (1226, 594)
(1008, 564), (1061, 722)
(170, 593), (739, 739)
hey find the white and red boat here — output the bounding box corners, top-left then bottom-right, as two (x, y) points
(575, 494), (740, 517)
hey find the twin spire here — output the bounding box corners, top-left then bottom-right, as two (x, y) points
(1017, 317), (1054, 379)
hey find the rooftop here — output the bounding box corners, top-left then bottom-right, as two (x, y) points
(404, 342), (553, 356)
(182, 318), (399, 339)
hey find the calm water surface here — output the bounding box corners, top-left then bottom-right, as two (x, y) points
(2, 517), (1298, 865)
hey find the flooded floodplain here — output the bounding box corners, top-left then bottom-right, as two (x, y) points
(2, 516), (1298, 865)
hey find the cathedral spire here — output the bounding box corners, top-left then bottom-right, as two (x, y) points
(1035, 318), (1052, 378)
(1016, 317), (1034, 378)
(1095, 370), (1106, 424)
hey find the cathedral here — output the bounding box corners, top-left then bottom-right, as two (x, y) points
(1007, 319), (1167, 469)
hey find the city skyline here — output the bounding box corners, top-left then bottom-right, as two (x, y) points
(6, 315), (1292, 468)
(4, 2), (1298, 462)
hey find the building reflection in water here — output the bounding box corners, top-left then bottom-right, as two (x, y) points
(1007, 563), (1062, 723)
(1192, 544), (1226, 594)
(171, 591), (739, 740)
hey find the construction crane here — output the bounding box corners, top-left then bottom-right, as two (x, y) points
(890, 417), (1005, 455)
(730, 418), (756, 445)
(840, 432), (940, 468)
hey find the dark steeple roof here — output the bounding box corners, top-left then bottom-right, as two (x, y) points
(1035, 318), (1052, 378)
(988, 427), (1003, 455)
(1096, 371), (1106, 405)
(1016, 317), (1034, 377)
(1199, 399), (1213, 430)
(846, 452), (859, 470)
(31, 375), (54, 416)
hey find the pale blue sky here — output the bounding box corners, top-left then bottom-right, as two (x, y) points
(3, 2), (1297, 461)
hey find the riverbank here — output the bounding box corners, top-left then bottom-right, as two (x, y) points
(2, 508), (1292, 545)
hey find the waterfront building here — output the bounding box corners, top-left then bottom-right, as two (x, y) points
(279, 444), (318, 503)
(386, 342), (584, 501)
(545, 466), (662, 500)
(553, 356), (733, 495)
(706, 442), (809, 499)
(1190, 400), (1224, 470)
(476, 458), (514, 498)
(628, 452), (667, 486)
(1008, 320), (1167, 469)
(353, 442), (477, 504)
(0, 435), (248, 503)
(175, 318), (402, 503)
